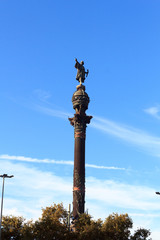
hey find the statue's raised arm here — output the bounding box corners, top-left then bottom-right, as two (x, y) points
(75, 58), (89, 85)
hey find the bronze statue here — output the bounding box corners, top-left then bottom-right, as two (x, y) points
(75, 58), (89, 85)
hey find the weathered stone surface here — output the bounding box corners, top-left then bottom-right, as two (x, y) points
(69, 75), (92, 219)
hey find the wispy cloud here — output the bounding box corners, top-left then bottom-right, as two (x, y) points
(91, 116), (160, 157)
(0, 161), (72, 220)
(33, 89), (52, 102)
(0, 162), (158, 214)
(1, 161), (160, 239)
(0, 154), (125, 171)
(31, 102), (160, 157)
(31, 89), (71, 119)
(87, 177), (159, 211)
(86, 163), (125, 170)
(34, 105), (71, 120)
(144, 105), (160, 120)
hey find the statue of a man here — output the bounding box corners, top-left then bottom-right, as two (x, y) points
(75, 58), (89, 84)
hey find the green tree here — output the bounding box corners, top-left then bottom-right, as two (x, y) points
(102, 213), (133, 240)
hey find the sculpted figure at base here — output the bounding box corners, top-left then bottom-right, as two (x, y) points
(75, 58), (89, 84)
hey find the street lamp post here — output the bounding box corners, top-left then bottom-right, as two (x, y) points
(0, 174), (14, 240)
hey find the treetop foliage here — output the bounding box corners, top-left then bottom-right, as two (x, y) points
(1, 203), (151, 240)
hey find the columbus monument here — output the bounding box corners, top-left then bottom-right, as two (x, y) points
(69, 58), (92, 219)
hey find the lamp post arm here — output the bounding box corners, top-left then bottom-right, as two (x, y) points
(156, 192), (160, 195)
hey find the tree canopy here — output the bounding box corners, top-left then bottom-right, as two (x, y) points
(1, 203), (151, 240)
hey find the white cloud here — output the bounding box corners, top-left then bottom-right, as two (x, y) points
(91, 116), (160, 157)
(130, 213), (160, 217)
(34, 104), (71, 119)
(0, 160), (72, 220)
(87, 177), (159, 211)
(86, 178), (160, 240)
(30, 90), (72, 119)
(0, 154), (125, 171)
(144, 105), (160, 119)
(1, 160), (160, 239)
(0, 160), (159, 215)
(151, 231), (160, 240)
(32, 103), (160, 157)
(0, 154), (73, 165)
(86, 163), (125, 170)
(33, 89), (52, 102)
(1, 160), (158, 218)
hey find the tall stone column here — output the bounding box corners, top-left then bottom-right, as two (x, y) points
(69, 84), (92, 219)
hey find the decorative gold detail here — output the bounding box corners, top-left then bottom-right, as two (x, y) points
(73, 187), (85, 192)
(74, 131), (86, 139)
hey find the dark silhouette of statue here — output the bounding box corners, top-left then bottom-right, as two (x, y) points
(75, 58), (89, 84)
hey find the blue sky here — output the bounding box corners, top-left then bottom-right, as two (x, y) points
(1, 0), (160, 238)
